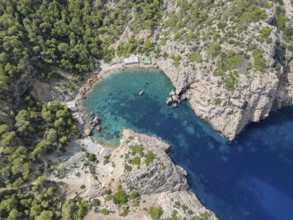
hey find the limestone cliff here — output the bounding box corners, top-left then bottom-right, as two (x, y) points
(104, 129), (188, 194)
(84, 129), (218, 220)
(151, 0), (293, 140)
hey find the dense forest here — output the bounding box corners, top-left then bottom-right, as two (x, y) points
(0, 0), (163, 95)
(0, 0), (164, 218)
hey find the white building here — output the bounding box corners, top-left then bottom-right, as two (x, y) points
(124, 55), (139, 64)
(83, 137), (96, 151)
(65, 101), (77, 111)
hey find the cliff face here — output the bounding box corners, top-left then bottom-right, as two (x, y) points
(84, 129), (218, 220)
(153, 0), (293, 140)
(107, 129), (188, 194)
(156, 56), (283, 140)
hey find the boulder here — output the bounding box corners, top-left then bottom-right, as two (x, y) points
(171, 94), (179, 102)
(181, 93), (187, 100)
(169, 90), (175, 96)
(166, 97), (173, 105)
(92, 116), (100, 124)
(85, 128), (92, 136)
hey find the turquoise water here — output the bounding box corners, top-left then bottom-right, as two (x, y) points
(82, 69), (293, 220)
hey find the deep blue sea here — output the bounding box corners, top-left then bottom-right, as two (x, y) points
(82, 69), (293, 220)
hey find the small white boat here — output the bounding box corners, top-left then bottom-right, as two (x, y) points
(138, 90), (144, 96)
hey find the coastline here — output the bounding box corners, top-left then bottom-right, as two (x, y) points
(70, 61), (218, 219)
(75, 59), (161, 102)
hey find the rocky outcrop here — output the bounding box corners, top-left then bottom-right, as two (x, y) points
(85, 129), (217, 220)
(100, 129), (188, 194)
(145, 191), (217, 220)
(155, 55), (283, 140)
(119, 130), (188, 194)
(152, 1), (293, 141)
(30, 77), (76, 103)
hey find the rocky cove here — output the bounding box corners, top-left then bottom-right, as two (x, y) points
(32, 66), (218, 219)
(1, 1), (293, 219)
(8, 2), (292, 218)
(10, 44), (293, 219)
(77, 67), (293, 219)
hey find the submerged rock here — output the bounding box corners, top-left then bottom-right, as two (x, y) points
(172, 103), (177, 108)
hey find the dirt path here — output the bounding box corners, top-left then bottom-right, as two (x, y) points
(113, 8), (135, 51)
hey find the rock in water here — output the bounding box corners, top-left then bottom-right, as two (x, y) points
(92, 116), (100, 124)
(84, 128), (92, 136)
(172, 103), (177, 108)
(181, 93), (187, 100)
(96, 126), (102, 132)
(171, 94), (179, 102)
(186, 126), (195, 135)
(166, 97), (173, 105)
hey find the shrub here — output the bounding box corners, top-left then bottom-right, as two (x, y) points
(113, 189), (128, 206)
(252, 49), (265, 71)
(283, 27), (293, 39)
(144, 151), (155, 165)
(171, 55), (181, 67)
(100, 208), (110, 215)
(91, 199), (100, 206)
(207, 42), (221, 58)
(260, 26), (272, 38)
(187, 52), (202, 63)
(225, 71), (239, 91)
(148, 206), (163, 220)
(215, 98), (222, 106)
(133, 199), (140, 207)
(131, 145), (143, 154)
(130, 156), (141, 166)
(130, 191), (140, 200)
(105, 194), (112, 201)
(120, 206), (129, 216)
(124, 164), (132, 172)
(103, 154), (111, 165)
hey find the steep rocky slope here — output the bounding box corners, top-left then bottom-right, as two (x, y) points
(85, 129), (217, 220)
(47, 129), (217, 219)
(149, 0), (293, 140)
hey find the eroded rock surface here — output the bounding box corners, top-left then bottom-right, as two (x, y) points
(84, 129), (217, 220)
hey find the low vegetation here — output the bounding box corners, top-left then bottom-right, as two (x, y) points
(0, 0), (292, 218)
(112, 187), (128, 206)
(148, 206), (164, 220)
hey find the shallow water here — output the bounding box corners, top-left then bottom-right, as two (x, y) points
(82, 69), (293, 220)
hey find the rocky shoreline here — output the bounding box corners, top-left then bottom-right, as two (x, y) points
(68, 63), (218, 219)
(75, 60), (162, 102)
(55, 128), (218, 220)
